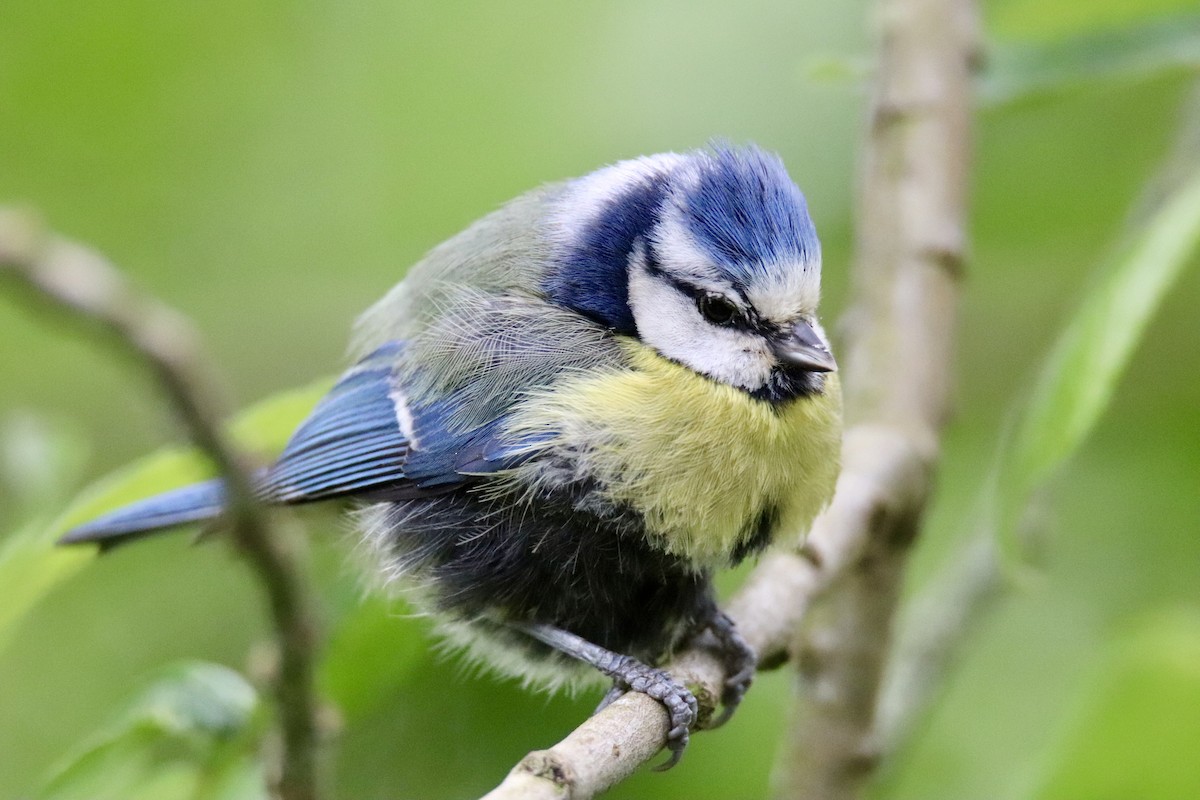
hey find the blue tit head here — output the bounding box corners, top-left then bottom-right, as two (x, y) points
(544, 144), (834, 403)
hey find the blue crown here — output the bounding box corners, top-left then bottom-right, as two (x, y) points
(678, 144), (818, 286)
(545, 144), (817, 332)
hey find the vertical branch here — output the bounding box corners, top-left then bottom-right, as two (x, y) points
(876, 74), (1200, 759)
(0, 209), (323, 800)
(778, 0), (977, 797)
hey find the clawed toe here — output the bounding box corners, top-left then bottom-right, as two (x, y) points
(702, 610), (757, 729)
(594, 683), (626, 714)
(604, 662), (697, 770)
(511, 621), (701, 770)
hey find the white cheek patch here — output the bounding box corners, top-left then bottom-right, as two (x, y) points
(628, 260), (774, 392)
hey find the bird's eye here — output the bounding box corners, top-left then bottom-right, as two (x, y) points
(697, 293), (740, 326)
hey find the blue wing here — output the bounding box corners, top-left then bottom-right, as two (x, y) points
(264, 342), (412, 502)
(60, 341), (532, 547)
(58, 479), (229, 547)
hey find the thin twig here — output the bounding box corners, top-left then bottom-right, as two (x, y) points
(873, 533), (1002, 753)
(0, 209), (323, 800)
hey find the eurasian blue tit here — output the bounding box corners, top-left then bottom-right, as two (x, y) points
(63, 144), (842, 766)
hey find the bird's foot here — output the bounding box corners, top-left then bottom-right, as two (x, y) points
(509, 621), (697, 769)
(597, 660), (698, 771)
(700, 610), (756, 728)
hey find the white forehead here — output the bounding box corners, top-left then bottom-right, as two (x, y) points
(743, 258), (823, 321)
(649, 197), (726, 287)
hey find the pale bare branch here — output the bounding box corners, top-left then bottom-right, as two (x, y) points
(778, 0), (977, 795)
(0, 208), (324, 800)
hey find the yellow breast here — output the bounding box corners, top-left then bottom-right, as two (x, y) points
(502, 340), (842, 567)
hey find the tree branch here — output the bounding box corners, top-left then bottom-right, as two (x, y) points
(0, 209), (323, 800)
(478, 431), (948, 800)
(779, 0), (977, 796)
(478, 427), (932, 800)
(875, 74), (1200, 763)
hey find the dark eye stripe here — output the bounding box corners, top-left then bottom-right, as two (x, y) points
(640, 239), (786, 336)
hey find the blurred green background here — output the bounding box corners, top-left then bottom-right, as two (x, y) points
(2, 1), (1199, 798)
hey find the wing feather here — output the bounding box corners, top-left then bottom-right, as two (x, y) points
(265, 341), (531, 503)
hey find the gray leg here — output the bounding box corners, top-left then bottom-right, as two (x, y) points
(511, 621), (698, 770)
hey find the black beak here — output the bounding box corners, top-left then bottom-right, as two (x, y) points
(772, 319), (837, 373)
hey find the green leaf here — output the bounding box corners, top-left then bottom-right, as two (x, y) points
(34, 661), (266, 800)
(799, 54), (872, 87)
(973, 154), (1200, 560)
(982, 15), (1200, 107)
(0, 378), (331, 655)
(991, 0), (1199, 41)
(802, 16), (1200, 110)
(125, 662), (260, 738)
(994, 162), (1200, 541)
(1033, 609), (1200, 800)
(0, 523), (94, 654)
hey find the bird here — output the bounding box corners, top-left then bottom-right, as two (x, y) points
(60, 143), (843, 768)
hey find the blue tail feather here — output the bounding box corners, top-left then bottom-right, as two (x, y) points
(59, 479), (228, 548)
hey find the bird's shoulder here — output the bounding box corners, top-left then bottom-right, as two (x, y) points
(264, 305), (633, 505)
(352, 184), (569, 353)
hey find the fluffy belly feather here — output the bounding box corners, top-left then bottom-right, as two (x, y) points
(503, 340), (843, 567)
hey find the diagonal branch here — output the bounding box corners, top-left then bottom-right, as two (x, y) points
(0, 209), (323, 800)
